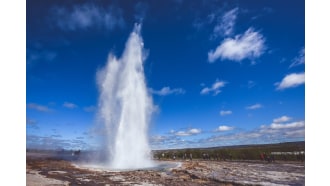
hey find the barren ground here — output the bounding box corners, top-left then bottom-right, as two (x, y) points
(26, 153), (304, 186)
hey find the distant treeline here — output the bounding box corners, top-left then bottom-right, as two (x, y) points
(152, 141), (305, 161)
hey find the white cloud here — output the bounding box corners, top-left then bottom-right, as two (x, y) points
(63, 102), (77, 109)
(290, 47), (305, 68)
(258, 120), (305, 141)
(203, 131), (262, 145)
(150, 86), (185, 96)
(202, 119), (304, 147)
(151, 119), (304, 149)
(270, 121), (305, 129)
(213, 7), (238, 37)
(275, 72), (305, 90)
(27, 103), (52, 112)
(216, 125), (234, 131)
(246, 103), (262, 110)
(51, 3), (125, 31)
(273, 116), (291, 123)
(150, 135), (170, 143)
(220, 110), (232, 116)
(150, 134), (196, 150)
(174, 128), (201, 136)
(175, 132), (189, 136)
(189, 128), (201, 134)
(200, 79), (226, 95)
(208, 28), (266, 62)
(284, 129), (305, 138)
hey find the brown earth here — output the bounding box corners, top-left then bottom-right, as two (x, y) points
(27, 154), (304, 186)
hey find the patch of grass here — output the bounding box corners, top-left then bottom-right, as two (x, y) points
(152, 141), (305, 161)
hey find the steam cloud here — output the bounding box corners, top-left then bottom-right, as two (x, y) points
(96, 24), (154, 169)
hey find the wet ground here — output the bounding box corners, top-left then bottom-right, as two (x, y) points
(26, 153), (304, 186)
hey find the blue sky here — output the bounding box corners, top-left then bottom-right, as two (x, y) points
(26, 0), (305, 150)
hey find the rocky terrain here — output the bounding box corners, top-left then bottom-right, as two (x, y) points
(27, 152), (304, 186)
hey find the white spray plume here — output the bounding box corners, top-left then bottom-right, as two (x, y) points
(97, 24), (154, 169)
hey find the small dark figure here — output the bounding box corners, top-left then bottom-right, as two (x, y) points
(260, 153), (265, 161)
(263, 152), (267, 161)
(72, 149), (80, 156)
(271, 154), (275, 162)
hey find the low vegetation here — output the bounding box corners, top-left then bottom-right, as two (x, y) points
(152, 141), (305, 161)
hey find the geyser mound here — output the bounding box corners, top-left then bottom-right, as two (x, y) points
(96, 24), (154, 169)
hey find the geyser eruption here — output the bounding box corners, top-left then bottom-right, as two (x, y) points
(97, 24), (154, 169)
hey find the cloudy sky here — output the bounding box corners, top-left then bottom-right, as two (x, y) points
(26, 0), (305, 150)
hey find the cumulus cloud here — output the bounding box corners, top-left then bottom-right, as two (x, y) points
(290, 47), (305, 68)
(202, 132), (262, 146)
(149, 86), (185, 96)
(216, 125), (234, 131)
(189, 128), (201, 134)
(200, 80), (226, 95)
(150, 135), (170, 143)
(220, 110), (232, 116)
(27, 103), (52, 112)
(213, 7), (238, 37)
(270, 121), (305, 129)
(273, 116), (291, 123)
(150, 135), (196, 150)
(63, 102), (78, 109)
(258, 120), (305, 141)
(275, 72), (305, 90)
(208, 28), (266, 62)
(174, 128), (202, 136)
(150, 132), (199, 150)
(202, 119), (304, 147)
(284, 129), (305, 138)
(150, 118), (304, 149)
(246, 103), (262, 110)
(51, 3), (125, 31)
